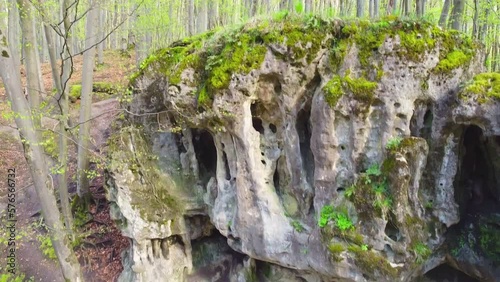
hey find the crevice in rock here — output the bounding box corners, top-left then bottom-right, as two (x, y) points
(222, 151), (231, 180)
(252, 117), (265, 134)
(439, 124), (500, 280)
(188, 229), (244, 282)
(455, 125), (496, 215)
(384, 215), (401, 242)
(423, 263), (480, 282)
(410, 100), (433, 139)
(192, 129), (217, 185)
(273, 164), (280, 190)
(296, 103), (315, 186)
(269, 123), (277, 133)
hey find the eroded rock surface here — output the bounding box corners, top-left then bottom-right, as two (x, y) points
(106, 17), (500, 281)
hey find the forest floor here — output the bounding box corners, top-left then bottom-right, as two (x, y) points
(0, 50), (137, 281)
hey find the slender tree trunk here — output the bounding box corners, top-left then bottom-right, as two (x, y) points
(208, 0), (218, 29)
(472, 0), (479, 39)
(438, 0), (451, 27)
(374, 0), (379, 17)
(17, 0), (43, 122)
(8, 0), (20, 71)
(44, 27), (61, 95)
(369, 0), (374, 18)
(479, 9), (489, 41)
(402, 0), (409, 15)
(449, 0), (465, 31)
(97, 10), (104, 65)
(37, 0), (74, 234)
(0, 28), (84, 282)
(77, 0), (99, 202)
(357, 0), (364, 17)
(305, 0), (313, 13)
(197, 0), (208, 33)
(187, 0), (195, 35)
(416, 0), (424, 16)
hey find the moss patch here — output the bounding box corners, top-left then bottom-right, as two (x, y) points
(108, 126), (190, 223)
(460, 72), (500, 103)
(132, 16), (479, 110)
(69, 84), (82, 102)
(323, 72), (378, 108)
(348, 244), (398, 278)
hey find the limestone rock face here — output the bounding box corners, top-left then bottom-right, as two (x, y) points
(107, 17), (500, 282)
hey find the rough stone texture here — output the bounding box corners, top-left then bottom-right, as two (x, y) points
(107, 18), (500, 282)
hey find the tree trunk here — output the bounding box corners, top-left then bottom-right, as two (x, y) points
(416, 0), (424, 16)
(305, 0), (313, 13)
(438, 0), (451, 27)
(17, 0), (43, 116)
(197, 0), (208, 33)
(187, 0), (195, 35)
(374, 0), (379, 17)
(0, 28), (84, 282)
(472, 0), (479, 39)
(8, 0), (20, 71)
(402, 0), (409, 15)
(97, 10), (104, 65)
(76, 0), (99, 202)
(357, 0), (364, 17)
(369, 0), (374, 18)
(449, 0), (465, 31)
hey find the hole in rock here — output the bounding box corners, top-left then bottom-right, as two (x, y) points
(296, 104), (314, 185)
(441, 125), (500, 279)
(222, 151), (231, 180)
(273, 164), (280, 190)
(423, 263), (480, 282)
(188, 229), (244, 281)
(175, 134), (188, 153)
(340, 145), (346, 150)
(252, 117), (265, 134)
(394, 102), (401, 108)
(192, 130), (217, 184)
(410, 100), (433, 139)
(269, 123), (277, 133)
(455, 125), (498, 215)
(336, 187), (345, 193)
(261, 160), (266, 165)
(384, 216), (401, 242)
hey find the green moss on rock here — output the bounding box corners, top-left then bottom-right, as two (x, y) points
(461, 72), (500, 103)
(323, 75), (343, 107)
(108, 126), (188, 223)
(69, 84), (82, 102)
(434, 50), (470, 73)
(348, 245), (398, 278)
(132, 16), (479, 110)
(323, 72), (377, 108)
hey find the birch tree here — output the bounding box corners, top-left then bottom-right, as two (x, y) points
(0, 28), (84, 282)
(76, 0), (99, 203)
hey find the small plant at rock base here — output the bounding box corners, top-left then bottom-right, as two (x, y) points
(328, 243), (345, 262)
(345, 184), (356, 198)
(386, 136), (402, 150)
(291, 220), (305, 232)
(318, 205), (334, 227)
(361, 244), (369, 251)
(412, 242), (431, 263)
(335, 212), (354, 232)
(318, 205), (354, 232)
(38, 234), (57, 260)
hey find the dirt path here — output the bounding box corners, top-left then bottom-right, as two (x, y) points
(0, 97), (127, 281)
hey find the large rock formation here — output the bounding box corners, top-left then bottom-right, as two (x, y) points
(106, 16), (500, 282)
